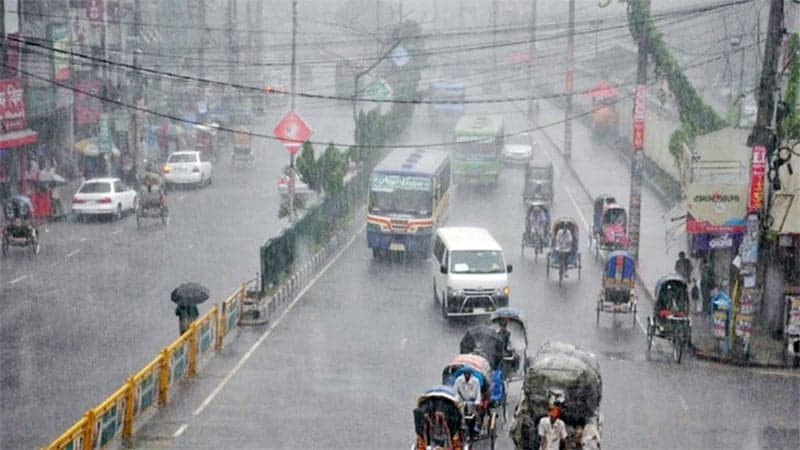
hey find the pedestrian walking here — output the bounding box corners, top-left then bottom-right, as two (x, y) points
(175, 304), (199, 335)
(674, 251), (693, 281)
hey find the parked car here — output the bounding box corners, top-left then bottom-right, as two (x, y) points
(503, 132), (535, 165)
(71, 177), (137, 221)
(162, 151), (213, 188)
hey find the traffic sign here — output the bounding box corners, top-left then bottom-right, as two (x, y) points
(273, 110), (313, 154)
(364, 78), (393, 101)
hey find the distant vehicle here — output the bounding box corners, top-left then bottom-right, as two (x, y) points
(367, 148), (451, 258)
(277, 165), (315, 201)
(71, 177), (137, 221)
(432, 226), (512, 320)
(453, 115), (505, 185)
(427, 82), (465, 136)
(162, 151), (213, 188)
(502, 132), (534, 165)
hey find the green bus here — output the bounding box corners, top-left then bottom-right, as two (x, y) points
(453, 115), (505, 185)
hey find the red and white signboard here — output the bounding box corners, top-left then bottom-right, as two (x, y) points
(0, 79), (27, 132)
(748, 145), (767, 211)
(273, 111), (313, 154)
(632, 84), (646, 151)
(86, 0), (104, 22)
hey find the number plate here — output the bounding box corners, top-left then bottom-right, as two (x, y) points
(389, 242), (405, 252)
(473, 307), (486, 314)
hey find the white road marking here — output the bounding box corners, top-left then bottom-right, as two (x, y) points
(679, 395), (689, 412)
(400, 338), (408, 349)
(753, 368), (800, 378)
(9, 275), (29, 285)
(173, 424), (188, 437)
(111, 229), (123, 236)
(80, 238), (87, 242)
(193, 225), (365, 416)
(65, 249), (81, 259)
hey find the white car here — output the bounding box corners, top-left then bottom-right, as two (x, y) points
(163, 151), (213, 187)
(71, 177), (138, 221)
(503, 133), (535, 165)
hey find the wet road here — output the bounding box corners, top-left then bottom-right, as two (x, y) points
(131, 99), (800, 449)
(0, 66), (353, 448)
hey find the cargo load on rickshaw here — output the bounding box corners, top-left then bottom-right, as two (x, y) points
(510, 341), (602, 450)
(523, 160), (553, 208)
(590, 194), (628, 260)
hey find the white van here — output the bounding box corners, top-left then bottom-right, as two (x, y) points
(432, 227), (512, 319)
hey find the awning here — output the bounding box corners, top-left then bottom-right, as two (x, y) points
(0, 129), (37, 148)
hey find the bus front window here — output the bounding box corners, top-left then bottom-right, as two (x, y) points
(369, 190), (432, 217)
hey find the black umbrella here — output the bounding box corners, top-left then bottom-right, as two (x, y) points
(171, 282), (210, 306)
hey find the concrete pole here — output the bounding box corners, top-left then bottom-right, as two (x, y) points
(527, 0), (537, 117)
(564, 0), (575, 159)
(627, 0), (649, 263)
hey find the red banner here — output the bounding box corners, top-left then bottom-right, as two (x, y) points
(748, 145), (767, 211)
(632, 84), (646, 152)
(0, 79), (27, 132)
(86, 0), (104, 22)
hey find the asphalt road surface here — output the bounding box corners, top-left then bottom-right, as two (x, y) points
(128, 95), (800, 449)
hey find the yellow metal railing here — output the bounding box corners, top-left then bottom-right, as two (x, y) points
(43, 284), (247, 450)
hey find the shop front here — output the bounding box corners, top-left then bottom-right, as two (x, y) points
(0, 79), (39, 206)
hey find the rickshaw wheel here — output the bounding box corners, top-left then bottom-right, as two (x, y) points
(1, 236), (8, 256)
(136, 209), (142, 228)
(673, 329), (684, 363)
(161, 207), (169, 226)
(29, 232), (40, 255)
(646, 320), (654, 360)
(596, 300), (601, 325)
(545, 255), (550, 278)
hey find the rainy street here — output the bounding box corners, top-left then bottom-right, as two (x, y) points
(1, 1), (799, 449)
(129, 95), (799, 449)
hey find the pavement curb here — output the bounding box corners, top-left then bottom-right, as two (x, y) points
(531, 115), (787, 369)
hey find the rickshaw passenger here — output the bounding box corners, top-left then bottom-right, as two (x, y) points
(528, 206), (548, 237)
(497, 320), (520, 371)
(658, 283), (683, 318)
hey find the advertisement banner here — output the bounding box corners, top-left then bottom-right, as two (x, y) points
(632, 84), (646, 151)
(690, 232), (743, 252)
(734, 314), (753, 338)
(0, 79), (27, 131)
(685, 187), (747, 233)
(787, 296), (800, 336)
(748, 145), (767, 211)
(51, 24), (70, 81)
(98, 114), (112, 153)
(74, 80), (101, 125)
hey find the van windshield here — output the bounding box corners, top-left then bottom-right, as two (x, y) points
(449, 250), (505, 274)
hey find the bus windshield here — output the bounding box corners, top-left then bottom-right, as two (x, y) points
(369, 174), (433, 216)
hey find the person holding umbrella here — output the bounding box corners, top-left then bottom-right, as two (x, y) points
(171, 282), (209, 335)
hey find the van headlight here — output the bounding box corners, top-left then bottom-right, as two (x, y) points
(497, 286), (510, 297)
(447, 287), (463, 297)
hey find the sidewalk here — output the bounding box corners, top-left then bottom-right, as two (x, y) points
(531, 99), (787, 367)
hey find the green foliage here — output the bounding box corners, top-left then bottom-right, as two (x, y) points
(626, 1), (727, 169)
(319, 143), (346, 195)
(296, 141), (319, 192)
(779, 33), (800, 140)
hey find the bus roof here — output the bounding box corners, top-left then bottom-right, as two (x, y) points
(436, 227), (503, 252)
(373, 148), (450, 176)
(454, 115), (504, 137)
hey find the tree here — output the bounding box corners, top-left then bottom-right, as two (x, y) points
(319, 142), (345, 196)
(296, 141), (319, 192)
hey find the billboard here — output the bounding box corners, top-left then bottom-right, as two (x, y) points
(0, 79), (27, 131)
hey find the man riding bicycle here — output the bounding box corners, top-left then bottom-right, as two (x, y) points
(454, 369), (482, 434)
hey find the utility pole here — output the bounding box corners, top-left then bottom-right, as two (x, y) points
(227, 0), (234, 85)
(564, 0), (575, 159)
(198, 0), (206, 79)
(527, 0), (538, 117)
(748, 0), (784, 149)
(492, 0), (498, 71)
(627, 0), (649, 263)
(290, 0), (297, 113)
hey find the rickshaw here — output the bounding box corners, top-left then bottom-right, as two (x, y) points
(646, 275), (692, 363)
(490, 307), (528, 383)
(194, 124), (219, 163)
(523, 160), (554, 208)
(521, 202), (550, 262)
(458, 325), (510, 422)
(591, 195), (628, 260)
(596, 250), (638, 326)
(546, 217), (582, 286)
(232, 126), (255, 169)
(2, 195), (40, 255)
(413, 386), (467, 450)
(441, 353), (499, 449)
(136, 171), (169, 228)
